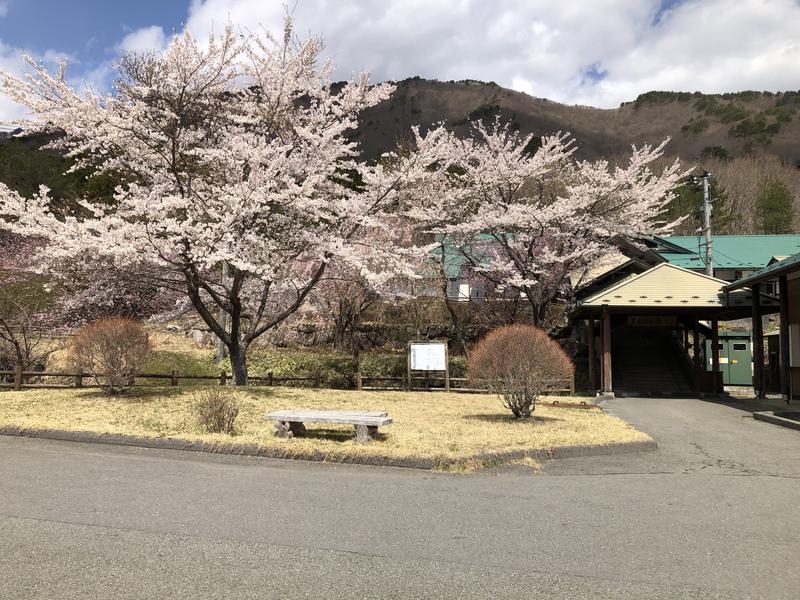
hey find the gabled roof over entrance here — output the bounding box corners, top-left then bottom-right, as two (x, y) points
(576, 263), (778, 317)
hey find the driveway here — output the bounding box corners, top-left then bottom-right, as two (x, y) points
(547, 396), (800, 478)
(1, 397), (799, 599)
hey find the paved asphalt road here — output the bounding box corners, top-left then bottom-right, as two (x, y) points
(1, 396), (799, 599)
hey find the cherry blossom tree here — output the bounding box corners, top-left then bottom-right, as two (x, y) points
(0, 233), (65, 372)
(403, 120), (685, 328)
(0, 20), (427, 384)
(308, 263), (379, 373)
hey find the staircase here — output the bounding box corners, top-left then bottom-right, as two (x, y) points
(612, 327), (695, 397)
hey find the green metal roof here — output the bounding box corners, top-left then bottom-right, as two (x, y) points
(725, 251), (800, 290)
(433, 234), (497, 279)
(656, 235), (800, 270)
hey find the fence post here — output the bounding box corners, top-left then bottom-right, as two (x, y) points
(171, 369), (178, 387)
(219, 370), (227, 386)
(75, 372), (83, 389)
(356, 372), (363, 391)
(569, 375), (575, 397)
(314, 373), (321, 388)
(266, 371), (273, 386)
(13, 364), (23, 391)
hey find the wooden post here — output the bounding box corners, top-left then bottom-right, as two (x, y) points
(778, 275), (791, 403)
(314, 373), (321, 388)
(602, 309), (612, 394)
(692, 320), (701, 369)
(75, 372), (83, 389)
(13, 364), (22, 391)
(267, 371), (274, 387)
(219, 370), (227, 386)
(356, 372), (363, 391)
(711, 319), (721, 393)
(170, 369), (179, 387)
(406, 351), (412, 392)
(586, 318), (598, 391)
(444, 343), (450, 392)
(751, 283), (765, 398)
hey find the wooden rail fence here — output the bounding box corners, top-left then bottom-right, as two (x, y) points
(356, 373), (574, 395)
(1, 366), (573, 396)
(0, 366), (320, 391)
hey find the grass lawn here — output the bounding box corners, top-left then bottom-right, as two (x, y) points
(0, 386), (650, 469)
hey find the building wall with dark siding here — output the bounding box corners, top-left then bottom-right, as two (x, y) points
(789, 276), (800, 397)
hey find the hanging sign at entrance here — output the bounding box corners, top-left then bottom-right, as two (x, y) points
(409, 342), (448, 371)
(627, 316), (678, 327)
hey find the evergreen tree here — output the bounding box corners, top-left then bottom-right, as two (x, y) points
(755, 176), (794, 233)
(664, 171), (735, 234)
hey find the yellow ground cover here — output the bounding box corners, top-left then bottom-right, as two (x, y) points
(0, 386), (650, 469)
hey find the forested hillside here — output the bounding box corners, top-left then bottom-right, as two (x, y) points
(2, 78), (799, 234)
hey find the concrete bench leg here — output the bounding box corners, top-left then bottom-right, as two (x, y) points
(355, 424), (379, 443)
(275, 421), (306, 438)
(288, 421), (306, 437)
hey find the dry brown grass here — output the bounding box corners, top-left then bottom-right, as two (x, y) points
(0, 387), (650, 469)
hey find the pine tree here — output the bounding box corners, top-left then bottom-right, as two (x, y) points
(756, 176), (794, 234)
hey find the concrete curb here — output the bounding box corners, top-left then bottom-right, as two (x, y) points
(0, 425), (657, 470)
(753, 411), (800, 432)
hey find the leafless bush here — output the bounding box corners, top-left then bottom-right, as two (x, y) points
(196, 388), (239, 434)
(468, 324), (574, 419)
(68, 317), (150, 393)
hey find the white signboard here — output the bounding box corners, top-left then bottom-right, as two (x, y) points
(409, 342), (447, 371)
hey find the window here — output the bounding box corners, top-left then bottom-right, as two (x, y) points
(470, 282), (485, 302)
(446, 279), (471, 302)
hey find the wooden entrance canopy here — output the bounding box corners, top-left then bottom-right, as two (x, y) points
(726, 252), (800, 402)
(572, 263), (780, 395)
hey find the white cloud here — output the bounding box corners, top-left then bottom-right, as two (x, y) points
(0, 2), (9, 18)
(0, 40), (32, 122)
(180, 0), (800, 108)
(117, 25), (168, 54)
(2, 0), (800, 121)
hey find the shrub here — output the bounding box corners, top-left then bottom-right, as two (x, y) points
(468, 324), (574, 419)
(196, 388), (239, 434)
(68, 317), (150, 393)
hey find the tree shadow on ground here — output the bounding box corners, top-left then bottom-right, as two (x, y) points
(78, 385), (186, 402)
(462, 413), (561, 424)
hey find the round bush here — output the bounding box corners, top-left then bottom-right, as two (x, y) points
(68, 317), (151, 393)
(468, 324), (574, 418)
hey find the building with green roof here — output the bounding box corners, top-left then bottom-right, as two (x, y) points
(653, 235), (800, 282)
(726, 251), (800, 402)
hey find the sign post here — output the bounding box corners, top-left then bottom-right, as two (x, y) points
(407, 341), (450, 391)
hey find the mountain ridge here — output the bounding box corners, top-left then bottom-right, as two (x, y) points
(351, 78), (800, 165)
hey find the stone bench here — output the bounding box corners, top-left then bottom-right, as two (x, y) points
(264, 410), (392, 443)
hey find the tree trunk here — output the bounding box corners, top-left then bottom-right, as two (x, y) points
(333, 327), (348, 352)
(229, 345), (248, 385)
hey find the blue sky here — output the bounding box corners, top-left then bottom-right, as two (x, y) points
(0, 1), (185, 63)
(0, 0), (184, 56)
(1, 0), (799, 119)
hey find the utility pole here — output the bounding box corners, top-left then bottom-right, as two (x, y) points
(694, 171), (714, 277)
(215, 261), (229, 364)
(688, 170), (714, 275)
